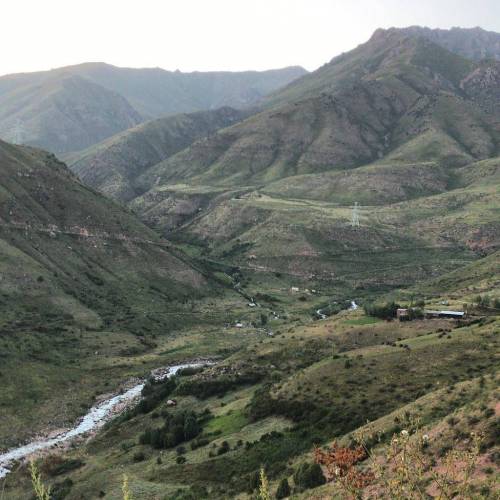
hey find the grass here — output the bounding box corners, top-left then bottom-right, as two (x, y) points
(204, 410), (249, 436)
(343, 316), (381, 325)
(2, 301), (498, 499)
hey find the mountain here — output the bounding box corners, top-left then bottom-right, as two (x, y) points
(123, 28), (499, 294)
(0, 139), (215, 444)
(394, 25), (500, 61)
(0, 63), (307, 153)
(0, 73), (142, 154)
(64, 62), (308, 118)
(67, 107), (248, 202)
(1, 26), (499, 499)
(134, 30), (498, 190)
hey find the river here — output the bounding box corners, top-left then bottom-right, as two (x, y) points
(0, 362), (206, 479)
(316, 300), (358, 320)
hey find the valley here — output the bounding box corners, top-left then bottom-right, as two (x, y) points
(0, 23), (498, 500)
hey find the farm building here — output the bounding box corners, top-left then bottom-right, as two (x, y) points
(397, 308), (409, 320)
(424, 310), (465, 319)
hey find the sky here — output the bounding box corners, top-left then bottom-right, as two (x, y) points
(2, 0), (500, 76)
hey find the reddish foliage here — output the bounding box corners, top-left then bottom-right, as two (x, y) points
(315, 442), (374, 489)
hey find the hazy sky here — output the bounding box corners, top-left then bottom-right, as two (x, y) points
(2, 0), (500, 76)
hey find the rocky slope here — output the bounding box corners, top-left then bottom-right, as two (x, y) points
(395, 25), (500, 61)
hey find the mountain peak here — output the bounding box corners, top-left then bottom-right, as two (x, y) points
(372, 25), (500, 61)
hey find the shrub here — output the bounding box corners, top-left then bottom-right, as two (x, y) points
(217, 441), (230, 455)
(363, 301), (400, 319)
(293, 462), (326, 490)
(139, 410), (201, 450)
(51, 478), (73, 500)
(275, 477), (291, 499)
(176, 371), (262, 399)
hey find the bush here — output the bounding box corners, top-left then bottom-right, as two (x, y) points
(363, 301), (401, 319)
(42, 456), (84, 476)
(51, 478), (74, 500)
(133, 451), (145, 462)
(139, 410), (201, 449)
(275, 477), (291, 498)
(176, 371), (262, 399)
(293, 462), (326, 490)
(217, 441), (230, 455)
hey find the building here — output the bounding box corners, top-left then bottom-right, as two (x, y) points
(424, 310), (465, 319)
(397, 308), (409, 321)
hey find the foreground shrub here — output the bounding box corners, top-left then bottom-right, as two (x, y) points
(275, 477), (291, 499)
(293, 462), (326, 490)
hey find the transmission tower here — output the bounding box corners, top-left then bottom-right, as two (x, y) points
(351, 202), (360, 228)
(13, 119), (24, 144)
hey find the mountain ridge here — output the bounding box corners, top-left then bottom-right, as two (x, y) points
(68, 106), (249, 201)
(0, 63), (307, 153)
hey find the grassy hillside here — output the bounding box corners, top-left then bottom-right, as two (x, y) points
(0, 140), (225, 447)
(3, 260), (497, 498)
(134, 35), (497, 193)
(67, 107), (248, 201)
(122, 32), (499, 303)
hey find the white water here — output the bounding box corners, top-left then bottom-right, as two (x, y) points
(316, 300), (358, 320)
(315, 309), (327, 320)
(0, 362), (206, 479)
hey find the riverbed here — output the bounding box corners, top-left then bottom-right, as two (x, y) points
(0, 362), (207, 479)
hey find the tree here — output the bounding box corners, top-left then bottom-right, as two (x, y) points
(260, 313), (268, 326)
(275, 477), (291, 499)
(183, 412), (200, 440)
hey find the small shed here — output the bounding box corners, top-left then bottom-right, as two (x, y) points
(397, 308), (409, 321)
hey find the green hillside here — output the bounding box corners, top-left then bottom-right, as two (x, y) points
(0, 140), (222, 447)
(134, 34), (497, 193)
(0, 25), (499, 500)
(3, 258), (497, 498)
(124, 33), (499, 299)
(67, 107), (248, 202)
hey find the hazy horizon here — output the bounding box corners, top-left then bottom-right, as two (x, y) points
(2, 0), (500, 77)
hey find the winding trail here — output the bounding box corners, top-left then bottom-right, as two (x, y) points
(0, 362), (206, 479)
